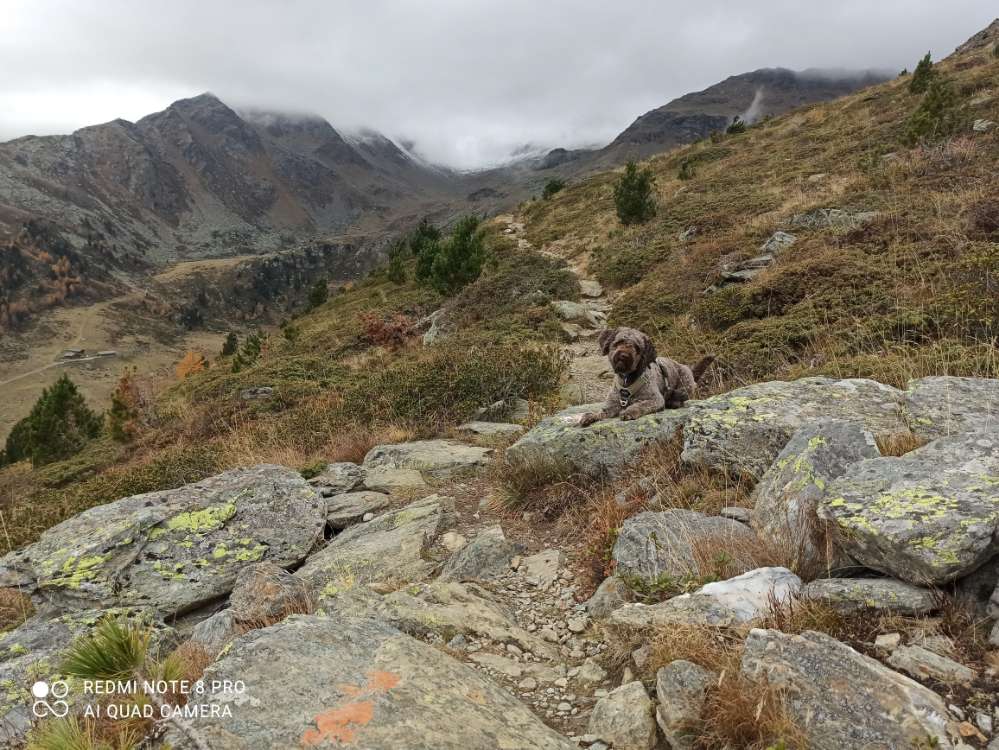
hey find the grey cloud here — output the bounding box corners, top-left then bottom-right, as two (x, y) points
(1, 0), (994, 168)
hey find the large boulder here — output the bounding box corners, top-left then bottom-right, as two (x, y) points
(903, 376), (999, 437)
(362, 440), (492, 480)
(164, 615), (576, 749)
(307, 462), (366, 496)
(608, 567), (801, 630)
(505, 403), (691, 478)
(295, 495), (448, 591)
(820, 429), (999, 584)
(752, 420), (881, 577)
(612, 510), (757, 591)
(741, 628), (954, 749)
(0, 466), (325, 615)
(681, 377), (903, 478)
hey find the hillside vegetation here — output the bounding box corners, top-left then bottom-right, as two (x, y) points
(524, 45), (998, 389)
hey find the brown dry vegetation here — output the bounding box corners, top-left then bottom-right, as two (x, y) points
(523, 46), (999, 390)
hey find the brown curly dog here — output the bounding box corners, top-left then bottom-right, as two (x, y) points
(579, 327), (714, 427)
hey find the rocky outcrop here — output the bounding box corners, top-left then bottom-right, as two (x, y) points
(507, 404), (690, 478)
(903, 376), (999, 438)
(741, 628), (954, 749)
(229, 561), (311, 623)
(752, 420), (880, 577)
(0, 465), (325, 616)
(820, 429), (999, 584)
(308, 462), (366, 495)
(166, 615), (577, 749)
(612, 510), (757, 591)
(681, 377), (904, 478)
(295, 495), (448, 591)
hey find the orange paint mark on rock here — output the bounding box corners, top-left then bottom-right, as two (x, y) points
(301, 670), (402, 747)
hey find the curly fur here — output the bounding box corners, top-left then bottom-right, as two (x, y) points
(580, 327), (714, 427)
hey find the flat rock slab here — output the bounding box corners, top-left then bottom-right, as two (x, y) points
(752, 420), (880, 578)
(506, 403), (691, 478)
(0, 465), (325, 616)
(656, 661), (715, 750)
(681, 377), (904, 479)
(363, 439), (492, 479)
(295, 495), (447, 591)
(457, 421), (526, 437)
(802, 578), (937, 615)
(613, 509), (757, 590)
(325, 491), (392, 530)
(741, 628), (954, 750)
(820, 429), (999, 584)
(888, 644), (977, 684)
(323, 581), (557, 659)
(167, 615), (576, 750)
(903, 376), (999, 438)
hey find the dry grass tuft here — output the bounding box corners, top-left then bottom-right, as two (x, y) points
(876, 430), (929, 456)
(634, 624), (807, 749)
(0, 587), (34, 632)
(166, 640), (215, 683)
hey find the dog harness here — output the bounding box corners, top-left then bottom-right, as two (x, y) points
(617, 369), (648, 408)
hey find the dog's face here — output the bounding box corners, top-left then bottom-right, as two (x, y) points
(597, 327), (657, 377)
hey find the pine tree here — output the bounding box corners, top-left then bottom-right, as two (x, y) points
(221, 332), (238, 356)
(908, 52), (936, 94)
(905, 77), (965, 144)
(411, 218), (443, 282)
(613, 162), (657, 225)
(308, 279), (329, 309)
(3, 374), (102, 467)
(542, 178), (565, 199)
(429, 216), (485, 294)
(387, 238), (408, 284)
(232, 332), (263, 373)
(107, 367), (140, 443)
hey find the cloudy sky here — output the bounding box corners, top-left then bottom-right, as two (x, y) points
(2, 1), (994, 169)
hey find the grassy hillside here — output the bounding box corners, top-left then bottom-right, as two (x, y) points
(0, 224), (574, 553)
(524, 44), (998, 390)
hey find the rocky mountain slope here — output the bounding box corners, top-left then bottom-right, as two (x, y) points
(535, 67), (890, 173)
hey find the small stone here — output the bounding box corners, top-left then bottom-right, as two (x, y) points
(554, 677), (569, 688)
(441, 531), (467, 553)
(558, 702), (572, 712)
(506, 643), (523, 656)
(874, 632), (901, 651)
(519, 677), (538, 691)
(719, 506), (751, 523)
(361, 512), (375, 522)
(577, 658), (608, 686)
(587, 681), (657, 750)
(951, 704), (966, 720)
(977, 713), (993, 735)
(621, 667), (634, 684)
(540, 627), (559, 643)
(447, 634), (468, 651)
(567, 614), (589, 633)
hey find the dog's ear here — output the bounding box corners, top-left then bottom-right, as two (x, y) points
(597, 328), (618, 355)
(637, 332), (658, 373)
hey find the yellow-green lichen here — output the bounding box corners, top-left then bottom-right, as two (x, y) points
(162, 500), (237, 535)
(49, 553), (109, 588)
